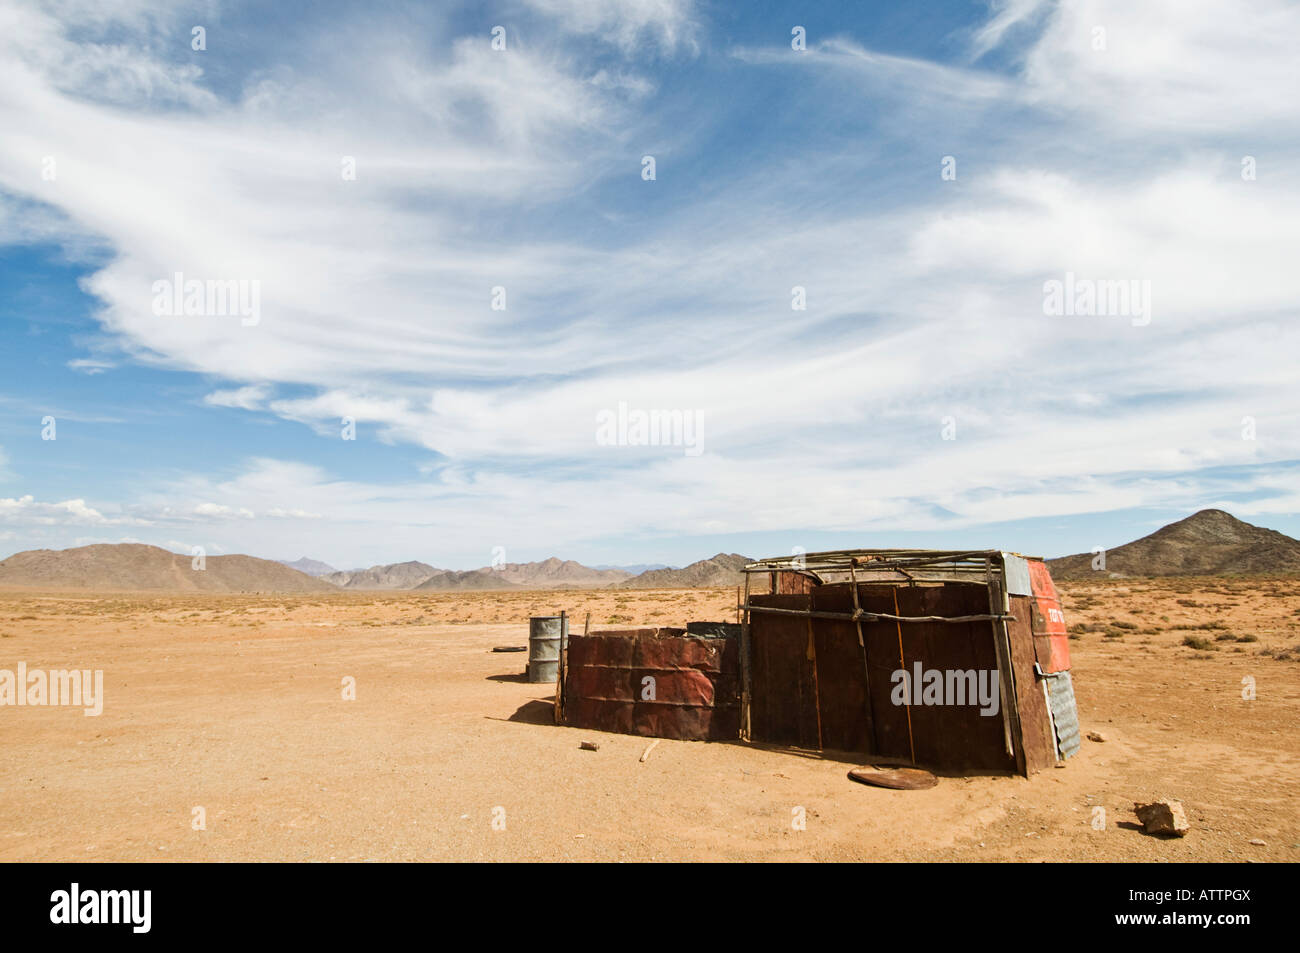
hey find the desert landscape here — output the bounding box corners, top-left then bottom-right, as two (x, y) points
(2, 569), (1296, 862)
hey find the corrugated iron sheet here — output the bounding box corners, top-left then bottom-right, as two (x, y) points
(1044, 670), (1081, 759)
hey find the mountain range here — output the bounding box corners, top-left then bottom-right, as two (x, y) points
(3, 510), (1297, 591)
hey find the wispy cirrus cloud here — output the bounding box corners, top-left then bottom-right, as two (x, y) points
(1, 0), (1297, 564)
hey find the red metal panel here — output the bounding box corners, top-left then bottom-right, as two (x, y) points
(1027, 560), (1071, 673)
(563, 630), (739, 741)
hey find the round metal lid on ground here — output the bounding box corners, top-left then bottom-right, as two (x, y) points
(847, 766), (939, 790)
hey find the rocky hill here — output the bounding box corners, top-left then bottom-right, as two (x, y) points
(0, 544), (334, 592)
(484, 557), (630, 588)
(1048, 509), (1300, 579)
(617, 553), (752, 588)
(413, 569), (522, 591)
(322, 561), (442, 589)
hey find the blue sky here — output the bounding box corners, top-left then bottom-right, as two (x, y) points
(1, 0), (1298, 571)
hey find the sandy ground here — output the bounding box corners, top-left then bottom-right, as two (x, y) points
(0, 579), (1296, 862)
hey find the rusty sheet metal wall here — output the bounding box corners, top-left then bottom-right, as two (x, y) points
(1006, 594), (1059, 774)
(771, 570), (819, 595)
(1028, 560), (1071, 673)
(808, 585), (872, 753)
(748, 583), (1016, 772)
(879, 583), (1011, 772)
(563, 628), (740, 742)
(747, 595), (820, 748)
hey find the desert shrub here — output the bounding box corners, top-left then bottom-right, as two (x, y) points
(1235, 634), (1258, 643)
(1182, 635), (1216, 650)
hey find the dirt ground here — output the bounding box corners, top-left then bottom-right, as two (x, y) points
(0, 579), (1296, 862)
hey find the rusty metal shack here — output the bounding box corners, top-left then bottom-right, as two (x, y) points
(742, 549), (1080, 776)
(558, 549), (1079, 777)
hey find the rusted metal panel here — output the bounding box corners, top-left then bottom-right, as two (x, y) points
(563, 629), (739, 741)
(1006, 594), (1058, 774)
(854, 585), (915, 762)
(748, 583), (1015, 772)
(1028, 560), (1071, 674)
(808, 585), (872, 753)
(887, 583), (1011, 772)
(771, 570), (819, 595)
(746, 594), (819, 748)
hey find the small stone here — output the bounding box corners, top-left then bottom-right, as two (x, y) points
(1134, 799), (1191, 837)
(1087, 730), (1107, 743)
(1248, 838), (1266, 846)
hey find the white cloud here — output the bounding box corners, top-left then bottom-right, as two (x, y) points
(67, 358), (114, 374)
(204, 384), (271, 410)
(0, 495), (147, 527)
(522, 0), (700, 54)
(1018, 0), (1300, 131)
(1, 0), (1297, 563)
(192, 503), (255, 520)
(969, 0), (1048, 59)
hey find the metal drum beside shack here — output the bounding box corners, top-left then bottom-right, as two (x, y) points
(527, 615), (568, 683)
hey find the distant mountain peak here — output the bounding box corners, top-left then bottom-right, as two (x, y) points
(0, 543), (334, 592)
(276, 557), (338, 577)
(1048, 510), (1300, 579)
(617, 553), (752, 589)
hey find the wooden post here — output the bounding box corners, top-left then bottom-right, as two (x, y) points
(739, 572), (752, 741)
(986, 557), (1026, 775)
(848, 562), (877, 756)
(555, 609), (568, 724)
